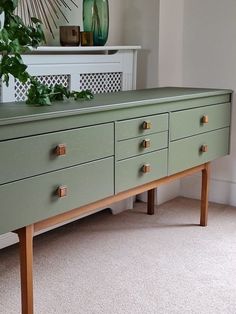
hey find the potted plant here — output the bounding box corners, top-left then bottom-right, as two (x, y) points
(0, 0), (93, 106)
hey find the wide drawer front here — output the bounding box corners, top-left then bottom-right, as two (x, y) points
(170, 103), (231, 140)
(116, 149), (168, 193)
(0, 157), (114, 235)
(169, 128), (230, 175)
(0, 123), (114, 185)
(116, 113), (168, 140)
(116, 131), (168, 160)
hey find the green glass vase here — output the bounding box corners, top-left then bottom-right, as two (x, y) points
(83, 0), (109, 46)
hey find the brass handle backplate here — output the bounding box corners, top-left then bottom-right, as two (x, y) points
(143, 121), (152, 130)
(142, 164), (151, 173)
(55, 144), (67, 156)
(142, 139), (151, 148)
(57, 186), (68, 198)
(201, 115), (209, 124)
(200, 144), (208, 153)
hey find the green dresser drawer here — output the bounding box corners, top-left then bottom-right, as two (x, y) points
(170, 103), (231, 140)
(0, 123), (114, 185)
(169, 128), (230, 175)
(0, 157), (114, 235)
(116, 131), (168, 160)
(116, 113), (168, 140)
(116, 149), (168, 193)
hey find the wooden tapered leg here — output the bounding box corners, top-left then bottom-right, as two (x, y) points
(15, 225), (34, 314)
(200, 163), (210, 227)
(147, 188), (156, 215)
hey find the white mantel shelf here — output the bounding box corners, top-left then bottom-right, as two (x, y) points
(28, 45), (141, 54)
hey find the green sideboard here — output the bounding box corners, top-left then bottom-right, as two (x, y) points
(0, 87), (232, 314)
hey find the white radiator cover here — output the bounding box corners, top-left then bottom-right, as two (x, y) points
(0, 46), (140, 102)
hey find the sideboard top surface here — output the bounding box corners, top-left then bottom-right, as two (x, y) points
(0, 87), (232, 126)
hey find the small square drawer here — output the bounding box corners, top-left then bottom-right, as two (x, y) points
(115, 149), (168, 193)
(0, 157), (114, 235)
(116, 131), (168, 160)
(0, 123), (114, 185)
(169, 128), (230, 175)
(170, 102), (231, 141)
(116, 113), (168, 140)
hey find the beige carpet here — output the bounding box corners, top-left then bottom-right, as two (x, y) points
(1, 197), (236, 314)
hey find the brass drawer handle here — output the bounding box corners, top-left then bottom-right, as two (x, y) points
(200, 144), (208, 153)
(57, 186), (68, 198)
(201, 115), (209, 124)
(143, 121), (152, 130)
(55, 144), (67, 156)
(142, 139), (151, 148)
(142, 164), (151, 173)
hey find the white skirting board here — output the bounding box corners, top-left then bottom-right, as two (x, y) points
(137, 181), (181, 205)
(180, 174), (236, 206)
(0, 198), (134, 250)
(135, 173), (236, 208)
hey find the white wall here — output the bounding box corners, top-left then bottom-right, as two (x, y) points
(120, 0), (159, 89)
(180, 0), (236, 206)
(158, 0), (236, 206)
(158, 0), (184, 87)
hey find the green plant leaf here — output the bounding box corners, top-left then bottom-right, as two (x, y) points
(72, 90), (94, 101)
(0, 4), (94, 106)
(26, 79), (53, 106)
(31, 17), (42, 24)
(0, 0), (19, 13)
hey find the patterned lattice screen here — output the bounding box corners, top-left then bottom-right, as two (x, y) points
(14, 72), (122, 102)
(80, 72), (122, 94)
(14, 75), (70, 102)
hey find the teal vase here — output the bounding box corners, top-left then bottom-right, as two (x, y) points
(83, 0), (109, 46)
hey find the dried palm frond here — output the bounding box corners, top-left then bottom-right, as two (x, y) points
(16, 0), (78, 38)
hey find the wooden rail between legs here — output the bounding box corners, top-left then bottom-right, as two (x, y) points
(14, 162), (210, 314)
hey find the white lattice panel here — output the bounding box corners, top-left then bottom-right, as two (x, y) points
(80, 72), (122, 94)
(14, 75), (70, 102)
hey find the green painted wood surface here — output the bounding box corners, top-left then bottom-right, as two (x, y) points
(170, 103), (231, 140)
(116, 113), (168, 140)
(0, 157), (113, 235)
(0, 87), (231, 127)
(116, 131), (168, 161)
(0, 94), (230, 141)
(115, 149), (168, 194)
(0, 123), (113, 185)
(169, 128), (230, 175)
